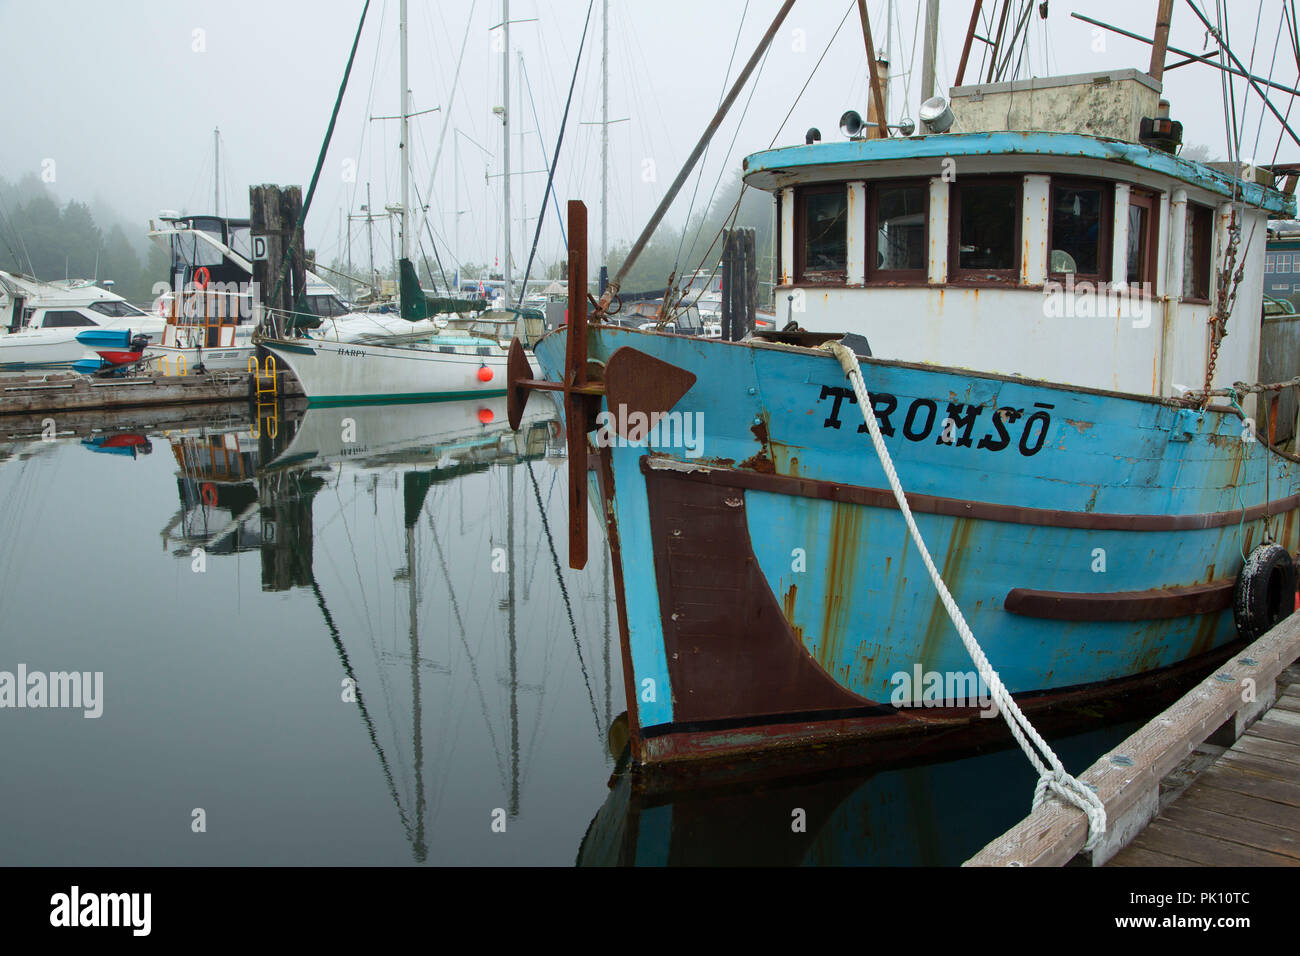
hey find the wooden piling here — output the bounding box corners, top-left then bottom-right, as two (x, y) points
(249, 184), (306, 340)
(721, 227), (757, 342)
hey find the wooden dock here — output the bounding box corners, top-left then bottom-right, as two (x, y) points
(966, 614), (1300, 867)
(1105, 680), (1300, 866)
(0, 369), (301, 416)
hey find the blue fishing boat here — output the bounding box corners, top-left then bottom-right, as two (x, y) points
(509, 4), (1300, 776)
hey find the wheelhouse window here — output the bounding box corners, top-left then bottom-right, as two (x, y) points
(796, 185), (848, 283)
(869, 181), (927, 280)
(1049, 180), (1111, 280)
(41, 310), (96, 328)
(1183, 203), (1213, 300)
(1126, 189), (1159, 289)
(950, 178), (1020, 281)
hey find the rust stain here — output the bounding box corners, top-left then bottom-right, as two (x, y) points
(1064, 418), (1095, 433)
(815, 501), (865, 673)
(916, 517), (975, 671)
(742, 416), (776, 473)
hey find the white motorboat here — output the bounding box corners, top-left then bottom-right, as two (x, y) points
(0, 271), (163, 373)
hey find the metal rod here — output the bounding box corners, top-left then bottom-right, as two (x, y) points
(1071, 13), (1300, 99)
(857, 0), (889, 136)
(955, 0), (985, 86)
(987, 0), (1012, 83)
(601, 0), (797, 304)
(1180, 0), (1300, 151)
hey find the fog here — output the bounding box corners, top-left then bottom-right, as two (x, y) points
(0, 0), (1294, 278)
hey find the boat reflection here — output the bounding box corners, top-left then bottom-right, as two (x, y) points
(153, 395), (618, 862)
(578, 721), (1140, 866)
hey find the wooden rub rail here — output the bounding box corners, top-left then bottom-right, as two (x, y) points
(965, 614), (1300, 866)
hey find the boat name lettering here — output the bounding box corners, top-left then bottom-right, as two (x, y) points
(816, 386), (1053, 457)
(337, 348), (366, 358)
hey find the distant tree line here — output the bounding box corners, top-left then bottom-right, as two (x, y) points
(0, 174), (167, 303)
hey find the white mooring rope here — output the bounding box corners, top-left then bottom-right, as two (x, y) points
(821, 342), (1107, 852)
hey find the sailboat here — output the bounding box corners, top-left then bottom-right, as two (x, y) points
(260, 0), (539, 406)
(510, 1), (1300, 778)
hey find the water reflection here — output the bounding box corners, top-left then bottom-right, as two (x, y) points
(579, 722), (1141, 866)
(152, 396), (615, 862)
(0, 395), (1165, 866)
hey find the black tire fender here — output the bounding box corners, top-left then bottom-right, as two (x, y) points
(1233, 543), (1296, 641)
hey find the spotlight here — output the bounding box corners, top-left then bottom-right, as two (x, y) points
(919, 96), (955, 134)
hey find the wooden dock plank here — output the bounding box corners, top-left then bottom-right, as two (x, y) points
(1154, 802), (1300, 860)
(1113, 819), (1300, 866)
(1166, 781), (1300, 831)
(1249, 712), (1300, 747)
(1234, 734), (1300, 767)
(1216, 747), (1300, 782)
(1106, 845), (1198, 867)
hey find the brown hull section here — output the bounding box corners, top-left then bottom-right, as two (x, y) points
(632, 638), (1247, 789)
(643, 467), (873, 725)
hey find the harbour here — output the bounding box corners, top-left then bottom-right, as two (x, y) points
(3, 0), (1300, 919)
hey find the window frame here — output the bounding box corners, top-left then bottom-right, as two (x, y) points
(866, 178), (930, 284)
(794, 183), (850, 285)
(1124, 188), (1160, 293)
(1183, 203), (1213, 302)
(948, 175), (1024, 285)
(1046, 177), (1114, 285)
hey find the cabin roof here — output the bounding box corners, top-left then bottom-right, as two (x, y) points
(743, 131), (1296, 216)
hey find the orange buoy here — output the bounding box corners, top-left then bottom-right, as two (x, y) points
(477, 408), (494, 424)
(477, 365), (494, 382)
(200, 482), (218, 506)
(194, 266), (211, 289)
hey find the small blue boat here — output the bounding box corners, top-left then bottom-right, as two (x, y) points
(75, 329), (135, 349)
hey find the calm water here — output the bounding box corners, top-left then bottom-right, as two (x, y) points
(0, 397), (1155, 865)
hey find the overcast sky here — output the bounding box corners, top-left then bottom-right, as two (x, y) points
(1, 0), (1295, 276)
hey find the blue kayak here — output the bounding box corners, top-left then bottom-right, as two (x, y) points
(75, 329), (134, 349)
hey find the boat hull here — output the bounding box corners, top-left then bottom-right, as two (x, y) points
(261, 337), (510, 406)
(532, 325), (1300, 770)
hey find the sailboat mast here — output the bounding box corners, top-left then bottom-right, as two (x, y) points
(399, 0), (410, 271)
(601, 0), (609, 283)
(920, 0), (939, 102)
(213, 127), (220, 216)
(502, 0), (513, 306)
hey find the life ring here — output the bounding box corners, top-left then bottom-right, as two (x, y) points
(194, 266), (211, 289)
(1233, 543), (1296, 641)
(200, 482), (218, 507)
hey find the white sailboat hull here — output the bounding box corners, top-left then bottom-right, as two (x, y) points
(260, 337), (512, 406)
